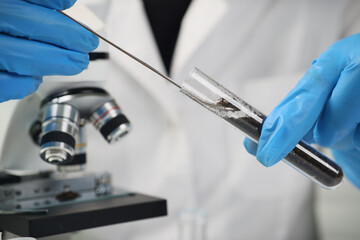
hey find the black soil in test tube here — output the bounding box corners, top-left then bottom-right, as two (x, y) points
(181, 68), (343, 189)
(216, 98), (344, 189)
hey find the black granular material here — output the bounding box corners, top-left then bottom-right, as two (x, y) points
(56, 191), (80, 202)
(206, 97), (343, 188)
(284, 141), (343, 188)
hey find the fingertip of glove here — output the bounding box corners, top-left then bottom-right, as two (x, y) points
(53, 0), (77, 10)
(256, 144), (281, 167)
(14, 76), (43, 100)
(69, 53), (90, 75)
(243, 137), (282, 167)
(25, 0), (77, 10)
(256, 142), (272, 167)
(89, 34), (100, 51)
(70, 25), (99, 53)
(37, 51), (90, 76)
(20, 76), (43, 98)
(63, 0), (77, 10)
(256, 116), (285, 167)
(0, 73), (42, 102)
(257, 116), (282, 152)
(243, 138), (257, 156)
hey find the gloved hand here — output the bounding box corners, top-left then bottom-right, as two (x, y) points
(243, 33), (360, 189)
(0, 0), (99, 102)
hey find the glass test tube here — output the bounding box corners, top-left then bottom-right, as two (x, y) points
(180, 68), (344, 189)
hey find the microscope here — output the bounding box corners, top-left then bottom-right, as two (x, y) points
(0, 2), (167, 239)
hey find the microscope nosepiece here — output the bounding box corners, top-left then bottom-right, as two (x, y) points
(91, 100), (131, 144)
(40, 103), (80, 164)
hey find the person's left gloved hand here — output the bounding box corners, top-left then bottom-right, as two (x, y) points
(243, 33), (360, 189)
(0, 0), (99, 103)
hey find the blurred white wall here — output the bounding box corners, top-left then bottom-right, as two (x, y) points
(316, 181), (360, 240)
(0, 100), (18, 158)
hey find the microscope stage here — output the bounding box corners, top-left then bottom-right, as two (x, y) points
(0, 192), (167, 238)
(0, 171), (167, 238)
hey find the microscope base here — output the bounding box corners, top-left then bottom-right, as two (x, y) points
(0, 192), (167, 238)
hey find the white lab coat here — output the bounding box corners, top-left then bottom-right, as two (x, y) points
(1, 0), (360, 239)
(79, 1), (360, 239)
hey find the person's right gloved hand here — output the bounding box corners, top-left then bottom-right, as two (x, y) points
(243, 33), (360, 189)
(0, 0), (99, 103)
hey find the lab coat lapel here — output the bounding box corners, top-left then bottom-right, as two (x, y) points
(106, 0), (179, 118)
(107, 0), (275, 110)
(106, 0), (228, 90)
(171, 0), (229, 78)
(172, 0), (277, 82)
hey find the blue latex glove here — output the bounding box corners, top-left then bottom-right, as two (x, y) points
(243, 33), (360, 188)
(0, 0), (99, 102)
